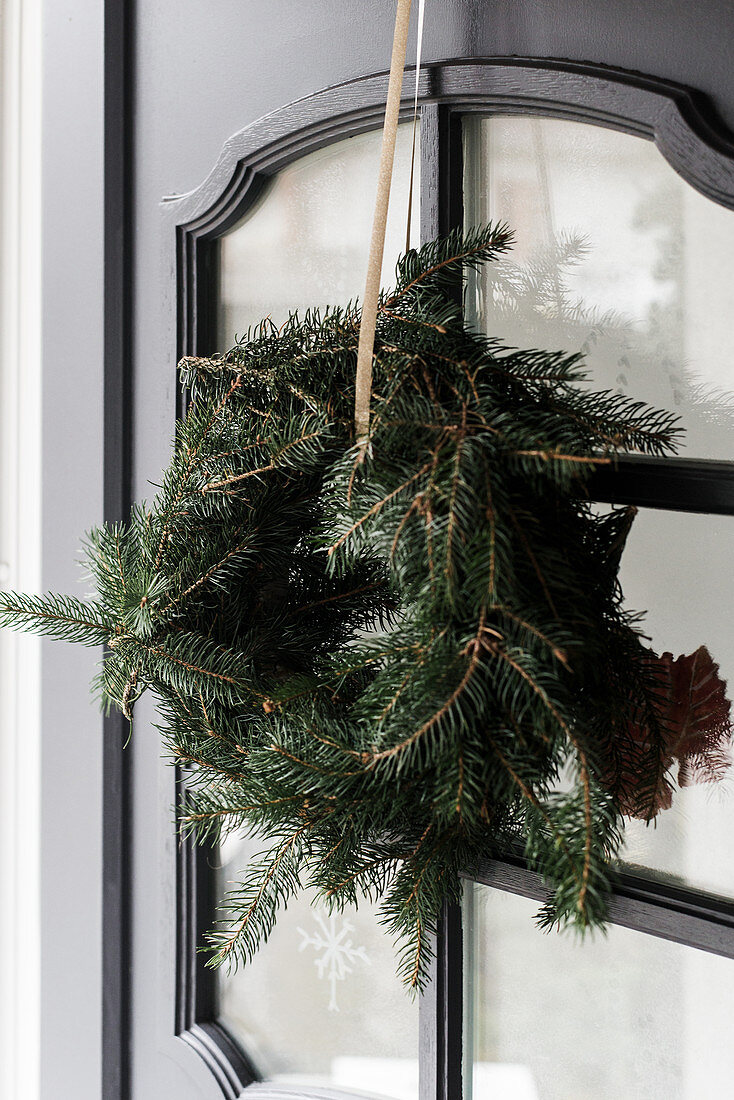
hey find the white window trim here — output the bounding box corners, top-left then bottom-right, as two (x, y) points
(0, 0), (42, 1097)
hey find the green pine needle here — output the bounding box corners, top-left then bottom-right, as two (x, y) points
(0, 224), (685, 991)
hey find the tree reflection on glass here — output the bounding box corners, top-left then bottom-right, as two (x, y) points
(464, 115), (734, 895)
(465, 115), (734, 460)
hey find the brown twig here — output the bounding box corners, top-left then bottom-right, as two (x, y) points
(203, 429), (323, 491)
(214, 826), (309, 963)
(491, 606), (569, 666)
(328, 461), (433, 556)
(383, 241), (496, 306)
(514, 449), (611, 465)
(369, 617), (485, 764)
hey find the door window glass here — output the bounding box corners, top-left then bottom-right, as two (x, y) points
(215, 124), (420, 1096)
(219, 124), (420, 343)
(464, 883), (734, 1100)
(464, 114), (734, 899)
(218, 835), (418, 1097)
(463, 116), (734, 461)
(613, 506), (734, 896)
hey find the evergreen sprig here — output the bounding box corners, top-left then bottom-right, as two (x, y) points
(0, 224), (686, 990)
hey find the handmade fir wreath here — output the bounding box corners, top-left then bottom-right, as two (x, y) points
(1, 225), (731, 990)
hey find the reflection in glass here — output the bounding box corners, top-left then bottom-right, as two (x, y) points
(219, 124), (420, 345)
(465, 883), (734, 1100)
(218, 834), (418, 1097)
(215, 125), (420, 1096)
(464, 116), (734, 460)
(613, 508), (734, 897)
(465, 115), (734, 898)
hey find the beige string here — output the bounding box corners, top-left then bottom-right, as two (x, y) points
(354, 0), (413, 446)
(405, 0), (425, 253)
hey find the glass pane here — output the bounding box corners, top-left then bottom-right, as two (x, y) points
(615, 507), (734, 896)
(465, 114), (734, 897)
(218, 835), (418, 1097)
(219, 123), (420, 344)
(215, 126), (420, 1095)
(465, 882), (734, 1100)
(464, 116), (734, 460)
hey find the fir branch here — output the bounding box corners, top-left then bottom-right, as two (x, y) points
(207, 825), (310, 969)
(328, 461), (434, 557)
(0, 222), (690, 990)
(154, 373), (244, 570)
(0, 592), (115, 646)
(202, 428), (326, 490)
(369, 624), (486, 765)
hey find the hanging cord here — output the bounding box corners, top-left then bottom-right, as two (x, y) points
(354, 0), (421, 447)
(405, 0), (425, 253)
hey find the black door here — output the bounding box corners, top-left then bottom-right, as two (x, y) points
(89, 3), (734, 1096)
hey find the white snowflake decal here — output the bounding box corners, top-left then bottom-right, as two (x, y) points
(297, 910), (371, 1012)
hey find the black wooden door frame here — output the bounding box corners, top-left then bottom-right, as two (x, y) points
(105, 51), (734, 1099)
(103, 1), (134, 1097)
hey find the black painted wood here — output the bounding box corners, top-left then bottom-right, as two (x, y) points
(172, 144), (262, 1097)
(176, 819), (260, 1095)
(103, 0), (133, 1096)
(417, 100), (465, 1100)
(166, 58), (734, 236)
(420, 905), (464, 1100)
(469, 856), (734, 960)
(179, 1022), (260, 1100)
(435, 58), (734, 211)
(590, 457), (734, 515)
(161, 54), (734, 1096)
(437, 902), (464, 1100)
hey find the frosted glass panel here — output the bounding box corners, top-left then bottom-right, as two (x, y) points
(215, 127), (419, 1096)
(219, 124), (420, 345)
(615, 508), (734, 897)
(465, 884), (734, 1100)
(464, 116), (734, 459)
(218, 835), (418, 1097)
